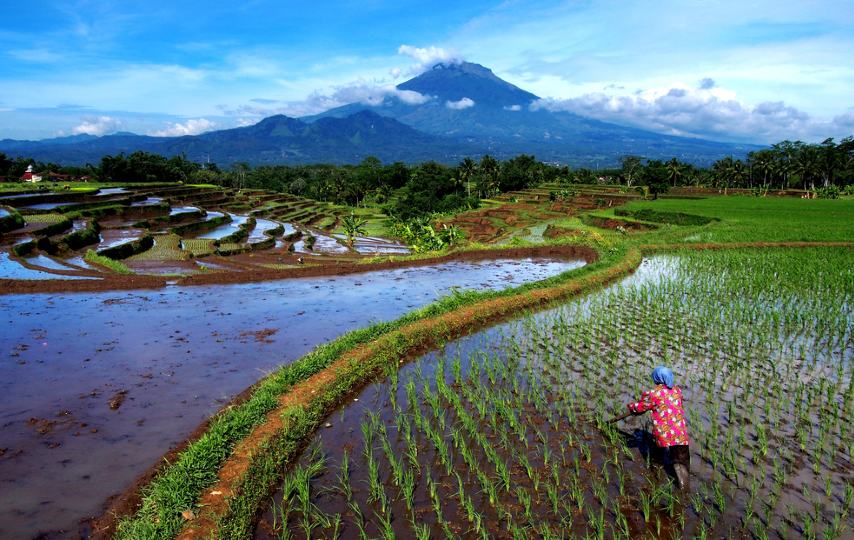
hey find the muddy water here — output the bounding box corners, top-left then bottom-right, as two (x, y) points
(168, 205), (198, 216)
(246, 218), (280, 243)
(197, 213), (248, 240)
(0, 253), (95, 281)
(0, 257), (585, 538)
(96, 228), (144, 250)
(95, 188), (128, 197)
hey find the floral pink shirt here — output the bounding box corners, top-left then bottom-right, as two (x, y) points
(627, 385), (690, 447)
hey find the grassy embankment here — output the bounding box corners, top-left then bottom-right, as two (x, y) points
(114, 242), (638, 539)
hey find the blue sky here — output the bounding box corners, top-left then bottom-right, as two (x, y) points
(1, 0), (852, 143)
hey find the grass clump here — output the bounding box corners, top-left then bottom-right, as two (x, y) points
(181, 238), (216, 257)
(20, 213), (66, 224)
(84, 249), (133, 274)
(128, 234), (189, 261)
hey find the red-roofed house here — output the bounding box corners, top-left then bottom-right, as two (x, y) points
(21, 165), (42, 183)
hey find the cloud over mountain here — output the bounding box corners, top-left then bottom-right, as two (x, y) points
(71, 116), (123, 136)
(398, 45), (463, 73)
(150, 118), (217, 137)
(445, 97), (475, 110)
(531, 80), (850, 143)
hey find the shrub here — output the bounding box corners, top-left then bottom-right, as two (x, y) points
(815, 185), (840, 199)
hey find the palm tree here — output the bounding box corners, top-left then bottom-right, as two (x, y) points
(749, 150), (774, 194)
(665, 158), (684, 187)
(794, 146), (820, 190)
(459, 157), (477, 198)
(819, 138), (838, 187)
(711, 156), (734, 192)
(479, 155), (500, 198)
(341, 212), (368, 249)
(731, 160), (747, 189)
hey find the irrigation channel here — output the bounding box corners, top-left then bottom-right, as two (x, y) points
(252, 249), (853, 540)
(0, 256), (585, 538)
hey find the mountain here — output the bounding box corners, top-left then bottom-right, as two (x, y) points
(311, 62), (760, 165)
(397, 62), (538, 107)
(0, 61), (761, 166)
(0, 111), (478, 165)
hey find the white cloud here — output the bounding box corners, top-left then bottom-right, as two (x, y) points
(327, 82), (432, 107)
(530, 81), (852, 143)
(222, 81), (432, 119)
(396, 89), (432, 105)
(71, 116), (122, 135)
(504, 104), (522, 111)
(150, 118), (216, 137)
(446, 97), (475, 110)
(398, 45), (463, 73)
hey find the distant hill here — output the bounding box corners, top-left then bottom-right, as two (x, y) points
(0, 61), (761, 166)
(0, 111), (479, 165)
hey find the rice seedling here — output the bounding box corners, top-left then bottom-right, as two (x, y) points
(262, 247), (853, 539)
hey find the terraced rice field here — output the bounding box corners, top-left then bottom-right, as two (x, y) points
(0, 184), (406, 280)
(2, 182), (852, 540)
(255, 248), (853, 540)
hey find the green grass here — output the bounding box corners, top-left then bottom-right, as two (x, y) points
(258, 263), (305, 270)
(180, 238), (215, 257)
(84, 249), (133, 274)
(332, 214), (390, 237)
(0, 181), (180, 193)
(609, 195), (854, 244)
(22, 213), (66, 224)
(127, 233), (188, 261)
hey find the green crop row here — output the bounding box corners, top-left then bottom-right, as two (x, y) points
(267, 247), (853, 539)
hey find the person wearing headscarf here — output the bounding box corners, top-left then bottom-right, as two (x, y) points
(627, 366), (691, 489)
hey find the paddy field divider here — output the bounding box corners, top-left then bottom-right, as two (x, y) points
(103, 242), (641, 539)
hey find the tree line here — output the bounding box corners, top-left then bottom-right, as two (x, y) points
(615, 137), (854, 194)
(2, 135), (851, 214)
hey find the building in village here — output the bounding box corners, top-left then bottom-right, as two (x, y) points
(20, 165), (42, 183)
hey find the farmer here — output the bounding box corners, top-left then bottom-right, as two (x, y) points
(622, 366), (691, 489)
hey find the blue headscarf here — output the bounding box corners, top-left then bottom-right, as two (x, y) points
(652, 366), (674, 389)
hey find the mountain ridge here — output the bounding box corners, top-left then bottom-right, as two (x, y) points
(0, 61), (762, 166)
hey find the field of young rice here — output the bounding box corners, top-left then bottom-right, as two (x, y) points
(255, 248), (853, 540)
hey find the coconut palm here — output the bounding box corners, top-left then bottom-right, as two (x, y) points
(665, 158), (684, 187)
(459, 157), (477, 198)
(794, 146), (820, 190)
(479, 155), (500, 198)
(749, 150), (774, 194)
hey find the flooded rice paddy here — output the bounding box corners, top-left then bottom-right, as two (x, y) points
(254, 249), (853, 540)
(197, 213), (249, 240)
(0, 253), (96, 281)
(0, 256), (584, 538)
